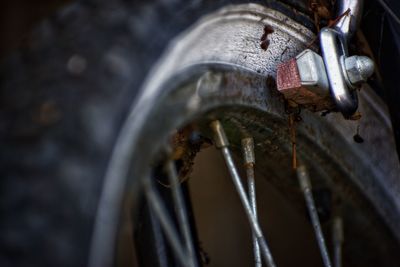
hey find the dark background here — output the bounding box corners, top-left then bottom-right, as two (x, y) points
(0, 0), (70, 59)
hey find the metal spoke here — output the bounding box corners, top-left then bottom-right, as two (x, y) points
(332, 216), (343, 267)
(166, 160), (198, 267)
(211, 120), (277, 267)
(143, 178), (191, 267)
(242, 137), (262, 267)
(297, 165), (332, 267)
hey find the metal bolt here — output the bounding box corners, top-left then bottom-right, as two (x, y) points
(344, 55), (374, 86)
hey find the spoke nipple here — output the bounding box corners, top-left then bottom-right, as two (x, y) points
(333, 216), (344, 244)
(210, 120), (229, 148)
(297, 165), (312, 191)
(241, 137), (255, 166)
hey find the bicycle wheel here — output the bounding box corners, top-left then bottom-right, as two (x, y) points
(1, 1), (400, 267)
(90, 3), (400, 267)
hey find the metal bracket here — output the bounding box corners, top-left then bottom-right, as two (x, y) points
(319, 0), (375, 118)
(319, 0), (374, 118)
(320, 27), (359, 117)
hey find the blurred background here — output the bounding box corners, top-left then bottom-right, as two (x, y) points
(0, 0), (70, 60)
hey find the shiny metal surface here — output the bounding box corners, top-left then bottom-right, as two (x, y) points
(335, 0), (363, 40)
(296, 49), (329, 94)
(344, 56), (375, 86)
(320, 27), (358, 117)
(321, 0), (375, 116)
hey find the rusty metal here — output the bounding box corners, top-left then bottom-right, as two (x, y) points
(171, 127), (203, 183)
(277, 50), (333, 111)
(90, 3), (400, 267)
(277, 58), (302, 94)
(210, 120), (229, 148)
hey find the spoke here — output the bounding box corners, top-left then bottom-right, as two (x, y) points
(143, 178), (190, 267)
(242, 137), (262, 267)
(297, 165), (332, 267)
(332, 216), (343, 267)
(211, 120), (277, 267)
(166, 160), (198, 267)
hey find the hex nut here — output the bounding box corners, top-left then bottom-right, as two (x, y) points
(344, 56), (374, 85)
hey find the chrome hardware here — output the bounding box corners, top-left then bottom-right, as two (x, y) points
(319, 27), (359, 117)
(277, 0), (374, 117)
(319, 0), (374, 117)
(344, 56), (375, 87)
(319, 26), (375, 117)
(335, 0), (363, 40)
(296, 49), (330, 96)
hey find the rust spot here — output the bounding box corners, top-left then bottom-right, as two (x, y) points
(260, 41), (269, 50)
(261, 25), (274, 41)
(157, 125), (204, 187)
(277, 59), (334, 111)
(328, 8), (350, 28)
(276, 58), (302, 91)
(309, 0), (332, 20)
(260, 25), (274, 51)
(348, 111), (362, 121)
